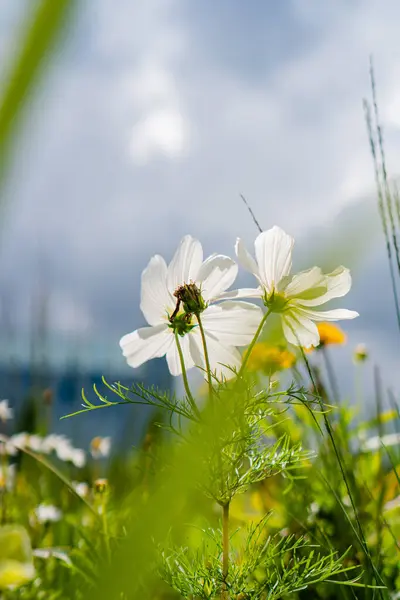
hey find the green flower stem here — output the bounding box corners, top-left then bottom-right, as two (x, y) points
(321, 346), (341, 406)
(238, 308), (272, 377)
(222, 502), (230, 599)
(195, 313), (213, 398)
(101, 495), (111, 564)
(174, 333), (200, 419)
(0, 451), (8, 525)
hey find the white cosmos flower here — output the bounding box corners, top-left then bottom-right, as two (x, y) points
(226, 226), (358, 349)
(120, 235), (263, 378)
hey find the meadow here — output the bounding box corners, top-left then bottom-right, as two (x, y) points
(1, 2), (400, 599)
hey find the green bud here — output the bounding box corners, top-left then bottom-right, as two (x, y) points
(174, 283), (206, 315)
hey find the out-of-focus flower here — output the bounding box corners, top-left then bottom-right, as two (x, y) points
(26, 435), (43, 453)
(353, 343), (368, 363)
(304, 323), (347, 353)
(317, 323), (347, 346)
(90, 436), (111, 459)
(72, 481), (89, 498)
(48, 436), (86, 468)
(69, 448), (86, 468)
(362, 432), (400, 452)
(120, 235), (262, 379)
(94, 478), (108, 494)
(7, 432), (29, 454)
(246, 343), (296, 375)
(41, 434), (68, 454)
(0, 525), (35, 589)
(34, 504), (62, 524)
(0, 400), (13, 423)
(226, 226), (358, 348)
(0, 464), (16, 491)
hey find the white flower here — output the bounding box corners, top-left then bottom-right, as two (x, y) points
(90, 436), (111, 459)
(120, 235), (263, 378)
(5, 432), (29, 456)
(26, 435), (43, 453)
(72, 481), (89, 498)
(0, 400), (13, 423)
(69, 448), (86, 468)
(55, 440), (86, 468)
(362, 432), (400, 452)
(227, 226), (358, 348)
(34, 504), (62, 524)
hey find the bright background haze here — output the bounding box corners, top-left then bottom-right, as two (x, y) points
(1, 0), (400, 399)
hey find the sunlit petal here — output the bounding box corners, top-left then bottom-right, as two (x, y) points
(254, 226), (294, 293)
(119, 324), (172, 368)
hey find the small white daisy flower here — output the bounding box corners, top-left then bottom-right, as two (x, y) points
(0, 400), (13, 423)
(34, 504), (62, 524)
(72, 481), (89, 498)
(90, 436), (111, 459)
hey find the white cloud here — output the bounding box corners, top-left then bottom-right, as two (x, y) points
(130, 107), (189, 163)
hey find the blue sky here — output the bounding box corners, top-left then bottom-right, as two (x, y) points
(0, 0), (400, 401)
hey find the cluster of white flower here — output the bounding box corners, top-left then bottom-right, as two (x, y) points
(120, 226), (358, 378)
(0, 432), (86, 468)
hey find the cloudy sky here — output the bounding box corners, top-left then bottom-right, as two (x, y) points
(1, 0), (400, 402)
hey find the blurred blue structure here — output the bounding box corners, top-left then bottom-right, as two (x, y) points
(0, 358), (172, 452)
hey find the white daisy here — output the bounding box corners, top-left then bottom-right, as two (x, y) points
(72, 481), (89, 498)
(0, 399), (13, 423)
(90, 436), (111, 459)
(34, 504), (62, 524)
(227, 226), (358, 349)
(120, 235), (263, 378)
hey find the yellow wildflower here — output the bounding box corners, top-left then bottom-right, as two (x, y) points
(305, 322), (346, 353)
(0, 526), (35, 590)
(246, 343), (296, 375)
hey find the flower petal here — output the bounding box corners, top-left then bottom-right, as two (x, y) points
(295, 307), (359, 321)
(200, 301), (263, 346)
(206, 336), (242, 379)
(295, 267), (352, 307)
(167, 235), (203, 293)
(284, 267), (326, 299)
(140, 255), (174, 325)
(119, 324), (172, 368)
(217, 287), (262, 301)
(190, 329), (242, 379)
(166, 334), (194, 376)
(235, 238), (260, 277)
(254, 226), (294, 293)
(197, 255), (238, 301)
(282, 312), (320, 348)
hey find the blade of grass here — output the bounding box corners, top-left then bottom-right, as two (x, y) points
(0, 0), (76, 194)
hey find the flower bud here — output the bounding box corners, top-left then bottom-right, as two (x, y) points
(174, 282), (206, 314)
(94, 478), (108, 494)
(353, 343), (368, 363)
